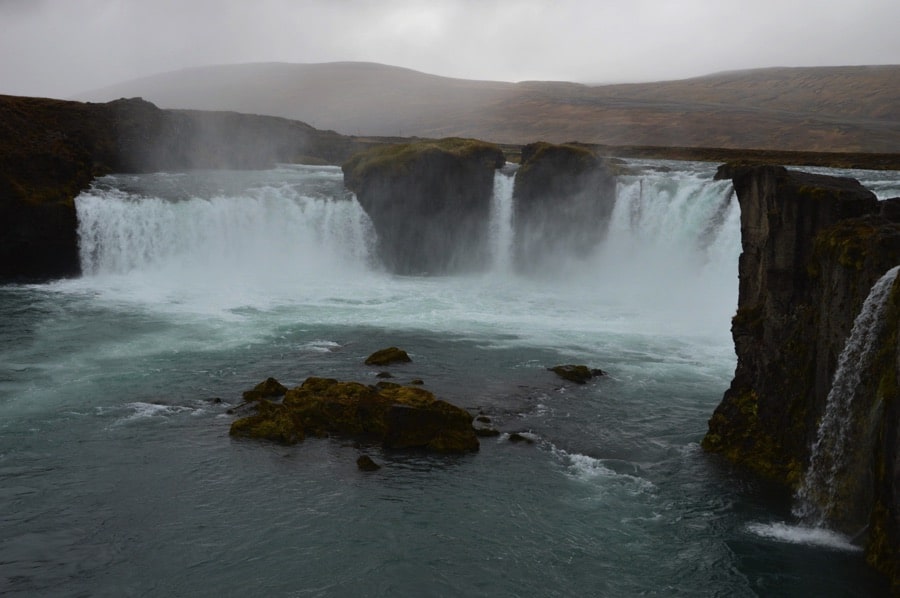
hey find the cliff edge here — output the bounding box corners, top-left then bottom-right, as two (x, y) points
(703, 163), (900, 585)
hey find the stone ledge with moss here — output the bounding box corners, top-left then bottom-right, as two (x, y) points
(703, 162), (900, 586)
(229, 376), (479, 453)
(342, 138), (505, 275)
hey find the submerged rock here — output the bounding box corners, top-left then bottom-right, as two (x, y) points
(549, 365), (606, 384)
(356, 454), (381, 471)
(365, 347), (411, 366)
(229, 376), (479, 453)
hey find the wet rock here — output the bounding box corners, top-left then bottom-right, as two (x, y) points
(342, 138), (505, 274)
(230, 376), (478, 453)
(549, 365), (605, 384)
(508, 432), (535, 444)
(475, 428), (501, 437)
(375, 371), (394, 379)
(356, 455), (381, 471)
(364, 347), (411, 366)
(241, 377), (288, 402)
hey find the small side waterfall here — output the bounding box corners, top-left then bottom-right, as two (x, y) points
(794, 265), (900, 527)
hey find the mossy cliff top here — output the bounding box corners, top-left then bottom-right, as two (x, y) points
(342, 137), (505, 192)
(703, 162), (900, 587)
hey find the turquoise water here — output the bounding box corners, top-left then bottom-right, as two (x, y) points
(1, 163), (894, 596)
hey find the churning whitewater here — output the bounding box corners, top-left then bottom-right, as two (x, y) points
(2, 161), (897, 596)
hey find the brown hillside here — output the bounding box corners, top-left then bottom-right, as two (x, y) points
(76, 62), (900, 153)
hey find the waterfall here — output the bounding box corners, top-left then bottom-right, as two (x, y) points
(76, 173), (376, 283)
(794, 265), (900, 527)
(488, 164), (517, 272)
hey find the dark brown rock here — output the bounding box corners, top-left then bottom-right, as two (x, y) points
(342, 138), (505, 274)
(512, 142), (617, 272)
(230, 376), (478, 453)
(356, 455), (381, 471)
(549, 364), (606, 384)
(241, 377), (288, 402)
(364, 347), (411, 366)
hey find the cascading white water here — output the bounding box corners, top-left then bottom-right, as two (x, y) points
(794, 265), (900, 526)
(488, 165), (517, 272)
(71, 162), (741, 334)
(76, 176), (376, 281)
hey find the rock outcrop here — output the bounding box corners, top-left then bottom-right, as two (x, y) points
(230, 376), (479, 453)
(511, 142), (617, 272)
(0, 94), (362, 282)
(342, 138), (505, 274)
(702, 163), (900, 585)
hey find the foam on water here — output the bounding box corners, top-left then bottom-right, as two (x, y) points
(746, 522), (863, 552)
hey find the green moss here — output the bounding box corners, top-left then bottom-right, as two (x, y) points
(230, 376), (478, 453)
(815, 220), (878, 271)
(342, 137), (504, 190)
(703, 388), (803, 487)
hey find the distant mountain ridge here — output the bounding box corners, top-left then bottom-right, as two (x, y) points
(77, 61), (900, 153)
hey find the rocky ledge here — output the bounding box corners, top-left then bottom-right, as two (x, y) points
(702, 163), (900, 586)
(230, 376), (479, 453)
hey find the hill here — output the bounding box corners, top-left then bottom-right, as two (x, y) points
(77, 62), (900, 153)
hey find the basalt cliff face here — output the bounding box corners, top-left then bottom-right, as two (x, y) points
(0, 94), (359, 282)
(512, 142), (617, 272)
(342, 138), (505, 274)
(702, 164), (900, 584)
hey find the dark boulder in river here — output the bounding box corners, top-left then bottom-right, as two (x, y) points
(342, 138), (505, 274)
(703, 163), (900, 586)
(230, 376), (479, 453)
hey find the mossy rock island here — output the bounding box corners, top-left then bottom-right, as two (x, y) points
(512, 142), (617, 272)
(342, 138), (505, 275)
(230, 376), (479, 453)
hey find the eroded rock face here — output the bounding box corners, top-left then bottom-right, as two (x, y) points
(342, 138), (505, 274)
(511, 142), (617, 272)
(702, 163), (900, 585)
(230, 376), (479, 453)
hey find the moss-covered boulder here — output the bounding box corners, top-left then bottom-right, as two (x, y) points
(342, 138), (505, 274)
(364, 346), (412, 366)
(549, 364), (606, 384)
(229, 376), (479, 453)
(511, 142), (617, 272)
(241, 377), (289, 402)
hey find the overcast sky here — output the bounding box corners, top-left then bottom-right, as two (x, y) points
(2, 0), (899, 98)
